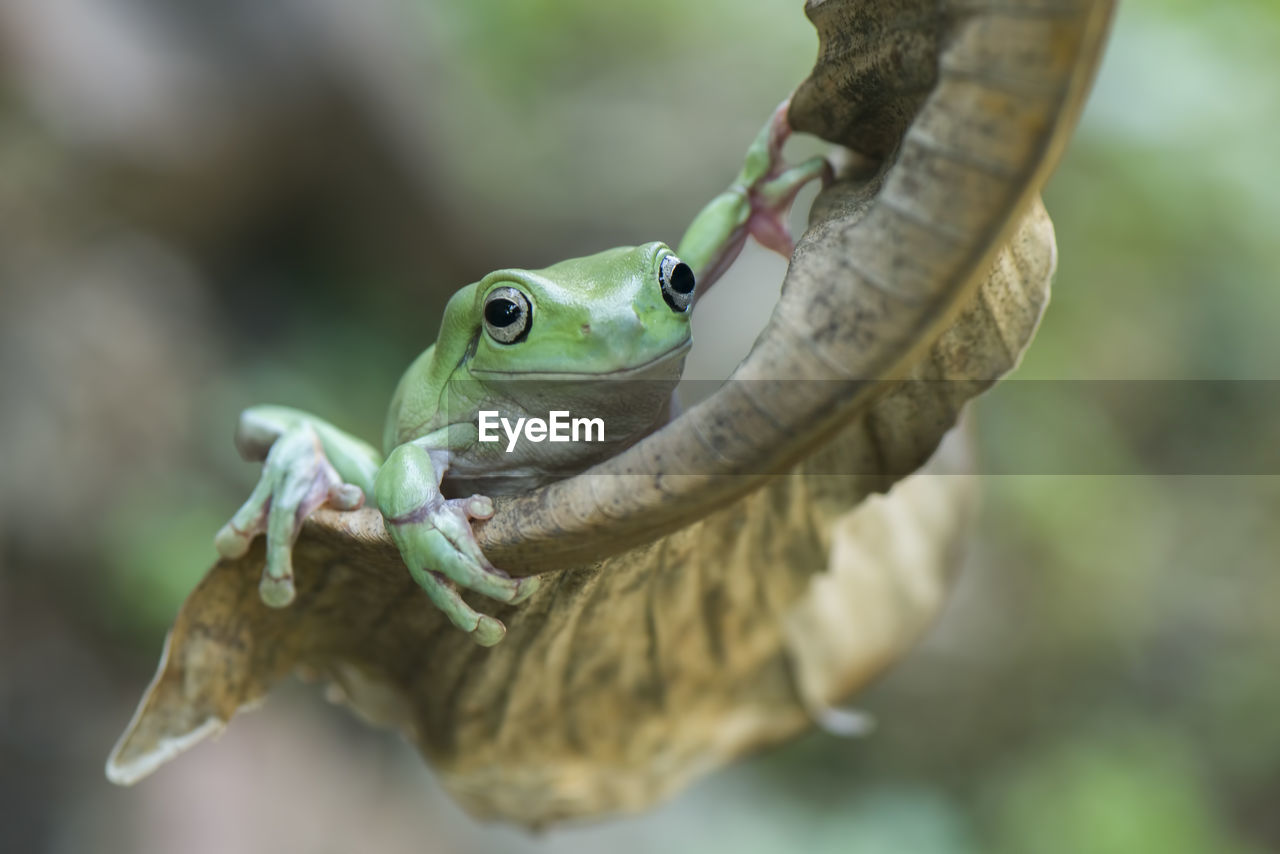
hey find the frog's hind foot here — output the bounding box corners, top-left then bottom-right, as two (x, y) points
(742, 97), (834, 258)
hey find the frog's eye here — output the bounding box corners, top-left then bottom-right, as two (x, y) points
(659, 254), (695, 313)
(483, 286), (532, 344)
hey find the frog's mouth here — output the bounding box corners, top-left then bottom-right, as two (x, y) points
(470, 338), (692, 382)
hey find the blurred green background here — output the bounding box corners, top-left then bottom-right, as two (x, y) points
(2, 0), (1278, 852)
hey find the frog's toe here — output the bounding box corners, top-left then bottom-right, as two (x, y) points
(214, 522), (254, 559)
(472, 615), (507, 647)
(462, 562), (530, 604)
(259, 574), (297, 608)
(508, 574), (541, 605)
(327, 483), (366, 511)
(216, 477), (273, 558)
(749, 156), (833, 257)
(411, 569), (509, 646)
(451, 494), (494, 521)
(233, 411), (282, 462)
(766, 96), (793, 159)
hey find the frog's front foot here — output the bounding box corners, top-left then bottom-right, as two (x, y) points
(740, 97), (835, 258)
(215, 416), (366, 607)
(377, 445), (540, 647)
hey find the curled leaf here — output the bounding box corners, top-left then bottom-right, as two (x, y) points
(109, 0), (1110, 827)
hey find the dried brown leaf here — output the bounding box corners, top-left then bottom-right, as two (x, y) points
(107, 0), (1110, 827)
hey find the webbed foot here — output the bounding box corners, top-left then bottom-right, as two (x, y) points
(737, 97), (834, 258)
(678, 95), (833, 295)
(215, 414), (366, 607)
(378, 444), (540, 646)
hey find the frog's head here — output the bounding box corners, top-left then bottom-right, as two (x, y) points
(456, 241), (694, 380)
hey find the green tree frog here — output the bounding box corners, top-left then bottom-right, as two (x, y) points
(215, 99), (829, 646)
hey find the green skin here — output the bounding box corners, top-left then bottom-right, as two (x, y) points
(215, 99), (830, 646)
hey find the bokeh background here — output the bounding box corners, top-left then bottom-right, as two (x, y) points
(3, 0), (1278, 852)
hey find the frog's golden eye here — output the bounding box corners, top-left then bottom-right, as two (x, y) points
(483, 286), (532, 344)
(659, 254), (695, 313)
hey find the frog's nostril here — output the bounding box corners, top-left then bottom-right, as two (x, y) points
(580, 323), (591, 335)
